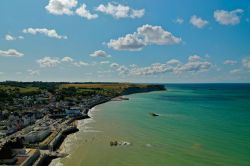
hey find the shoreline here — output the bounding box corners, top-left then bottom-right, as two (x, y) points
(47, 90), (166, 166)
(39, 98), (112, 166)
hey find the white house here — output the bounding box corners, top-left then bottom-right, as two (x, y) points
(23, 127), (51, 143)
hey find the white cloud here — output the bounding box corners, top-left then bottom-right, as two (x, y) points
(5, 34), (15, 41)
(129, 63), (173, 76)
(90, 50), (111, 57)
(0, 49), (24, 57)
(116, 65), (130, 75)
(110, 63), (119, 68)
(190, 15), (208, 28)
(188, 55), (201, 62)
(76, 4), (98, 20)
(107, 24), (181, 51)
(23, 28), (67, 39)
(242, 57), (250, 68)
(45, 0), (78, 15)
(130, 64), (137, 68)
(174, 59), (211, 74)
(73, 61), (89, 67)
(110, 55), (212, 76)
(138, 24), (182, 45)
(5, 34), (24, 41)
(131, 9), (145, 18)
(0, 72), (4, 75)
(230, 69), (242, 74)
(61, 56), (89, 67)
(100, 61), (110, 64)
(174, 18), (184, 24)
(224, 60), (237, 65)
(107, 33), (145, 51)
(214, 9), (244, 25)
(79, 61), (89, 66)
(37, 56), (90, 68)
(27, 69), (40, 76)
(61, 56), (74, 62)
(37, 57), (61, 68)
(167, 59), (181, 65)
(96, 2), (144, 19)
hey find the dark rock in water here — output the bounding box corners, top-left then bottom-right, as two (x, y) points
(149, 112), (159, 117)
(110, 141), (131, 147)
(110, 141), (118, 146)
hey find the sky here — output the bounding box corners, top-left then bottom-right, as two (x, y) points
(0, 0), (250, 83)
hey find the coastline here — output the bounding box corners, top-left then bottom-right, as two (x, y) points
(47, 89), (166, 166)
(39, 100), (111, 166)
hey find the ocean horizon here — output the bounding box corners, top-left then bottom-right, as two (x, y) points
(50, 83), (250, 166)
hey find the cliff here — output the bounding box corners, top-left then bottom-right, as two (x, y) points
(122, 84), (166, 95)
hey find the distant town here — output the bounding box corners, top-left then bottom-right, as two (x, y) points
(0, 81), (165, 166)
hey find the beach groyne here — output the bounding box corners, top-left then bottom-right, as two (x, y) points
(49, 126), (79, 152)
(20, 149), (40, 166)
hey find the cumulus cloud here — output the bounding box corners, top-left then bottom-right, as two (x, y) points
(107, 33), (145, 51)
(90, 50), (111, 57)
(110, 55), (212, 76)
(61, 56), (74, 62)
(214, 9), (244, 25)
(45, 0), (78, 15)
(174, 18), (184, 24)
(37, 57), (61, 68)
(129, 63), (173, 76)
(5, 34), (15, 41)
(76, 4), (98, 20)
(166, 59), (181, 65)
(130, 9), (145, 18)
(190, 15), (208, 28)
(224, 60), (237, 65)
(37, 56), (89, 68)
(107, 24), (181, 51)
(96, 2), (144, 19)
(5, 34), (24, 41)
(174, 58), (211, 74)
(110, 63), (119, 68)
(0, 49), (24, 57)
(188, 55), (201, 62)
(138, 24), (181, 45)
(61, 56), (89, 67)
(242, 57), (250, 68)
(23, 28), (67, 39)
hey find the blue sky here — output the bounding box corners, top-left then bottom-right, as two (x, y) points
(0, 0), (250, 83)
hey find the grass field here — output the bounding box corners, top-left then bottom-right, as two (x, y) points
(61, 83), (148, 90)
(0, 85), (41, 94)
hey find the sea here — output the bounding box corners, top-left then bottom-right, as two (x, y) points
(50, 83), (250, 166)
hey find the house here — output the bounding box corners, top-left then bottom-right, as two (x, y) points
(23, 127), (51, 144)
(65, 108), (81, 117)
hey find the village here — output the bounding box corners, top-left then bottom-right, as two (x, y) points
(0, 87), (111, 165)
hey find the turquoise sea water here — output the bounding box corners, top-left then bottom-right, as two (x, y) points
(52, 84), (250, 166)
